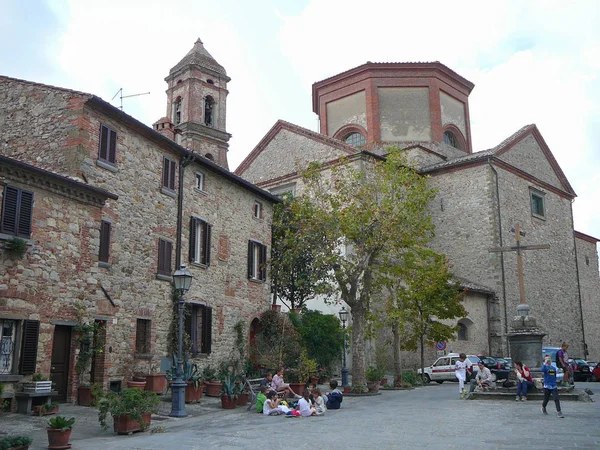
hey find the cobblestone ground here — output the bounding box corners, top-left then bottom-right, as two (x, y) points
(2, 382), (599, 449)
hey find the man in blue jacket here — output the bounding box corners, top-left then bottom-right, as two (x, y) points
(541, 355), (563, 418)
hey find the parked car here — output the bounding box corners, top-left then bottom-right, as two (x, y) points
(417, 354), (481, 384)
(569, 358), (593, 382)
(477, 356), (510, 380)
(592, 364), (600, 382)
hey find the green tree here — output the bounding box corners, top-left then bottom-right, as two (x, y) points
(296, 149), (436, 385)
(271, 194), (333, 309)
(378, 247), (466, 383)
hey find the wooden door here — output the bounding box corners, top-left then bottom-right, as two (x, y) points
(50, 325), (72, 402)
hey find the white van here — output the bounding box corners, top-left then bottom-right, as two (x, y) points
(418, 353), (481, 384)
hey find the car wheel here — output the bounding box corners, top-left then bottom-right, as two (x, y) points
(435, 381), (444, 384)
(422, 374), (431, 384)
(589, 374), (596, 382)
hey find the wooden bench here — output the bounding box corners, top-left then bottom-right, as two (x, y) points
(15, 391), (58, 414)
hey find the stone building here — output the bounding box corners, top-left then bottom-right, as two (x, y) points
(236, 62), (600, 364)
(0, 39), (278, 403)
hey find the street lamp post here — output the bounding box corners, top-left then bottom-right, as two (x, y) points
(338, 306), (349, 387)
(170, 264), (193, 418)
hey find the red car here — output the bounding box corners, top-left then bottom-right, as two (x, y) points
(592, 363), (600, 382)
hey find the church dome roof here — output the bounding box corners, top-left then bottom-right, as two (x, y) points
(170, 38), (227, 77)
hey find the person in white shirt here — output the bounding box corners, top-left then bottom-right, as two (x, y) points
(470, 362), (493, 392)
(312, 387), (326, 416)
(262, 391), (290, 416)
(455, 353), (468, 399)
(297, 389), (317, 417)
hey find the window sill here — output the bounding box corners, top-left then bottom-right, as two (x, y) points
(161, 187), (177, 198)
(156, 273), (173, 282)
(194, 188), (208, 196)
(248, 278), (265, 284)
(96, 160), (118, 172)
(0, 374), (24, 382)
(253, 216), (264, 222)
(531, 213), (546, 221)
(0, 233), (33, 244)
(98, 261), (111, 269)
(190, 262), (209, 269)
(134, 353), (154, 360)
(190, 353), (209, 359)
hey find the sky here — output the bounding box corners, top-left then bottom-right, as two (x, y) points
(1, 0), (599, 241)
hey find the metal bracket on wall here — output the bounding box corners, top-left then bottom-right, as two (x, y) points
(100, 284), (116, 308)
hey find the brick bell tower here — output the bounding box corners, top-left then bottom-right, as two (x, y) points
(158, 38), (231, 169)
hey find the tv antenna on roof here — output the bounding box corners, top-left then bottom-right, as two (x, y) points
(111, 88), (150, 111)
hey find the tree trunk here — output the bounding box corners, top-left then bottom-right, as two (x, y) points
(419, 334), (425, 383)
(392, 322), (402, 386)
(351, 303), (367, 386)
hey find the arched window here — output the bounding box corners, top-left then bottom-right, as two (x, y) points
(457, 322), (468, 341)
(173, 97), (182, 125)
(443, 130), (460, 149)
(204, 96), (215, 127)
(344, 132), (366, 147)
(205, 153), (214, 161)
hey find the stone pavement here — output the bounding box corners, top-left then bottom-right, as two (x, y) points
(1, 382), (599, 449)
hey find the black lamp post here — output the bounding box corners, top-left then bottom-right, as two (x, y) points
(170, 264), (193, 418)
(338, 306), (349, 387)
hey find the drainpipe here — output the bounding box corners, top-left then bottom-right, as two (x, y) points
(570, 200), (588, 357)
(488, 158), (509, 354)
(175, 154), (194, 268)
(486, 295), (492, 355)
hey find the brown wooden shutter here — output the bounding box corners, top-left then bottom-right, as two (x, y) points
(166, 240), (172, 274)
(201, 306), (212, 354)
(108, 129), (117, 163)
(169, 159), (176, 190)
(259, 243), (267, 281)
(99, 125), (108, 161)
(19, 320), (40, 375)
(205, 223), (212, 266)
(1, 186), (19, 235)
(247, 241), (254, 279)
(17, 190), (33, 238)
(189, 217), (197, 263)
(162, 158), (169, 188)
(158, 239), (171, 275)
(99, 221), (111, 262)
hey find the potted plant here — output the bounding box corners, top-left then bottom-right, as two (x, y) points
(22, 373), (52, 393)
(74, 320), (104, 405)
(90, 383), (105, 407)
(98, 388), (160, 435)
(202, 365), (221, 397)
(292, 349), (318, 392)
(365, 366), (385, 392)
(46, 416), (74, 449)
(144, 363), (167, 394)
(32, 402), (59, 416)
(220, 375), (238, 409)
(0, 436), (33, 450)
(5, 237), (27, 258)
(166, 356), (203, 403)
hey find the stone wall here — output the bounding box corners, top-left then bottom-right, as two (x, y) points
(575, 236), (600, 361)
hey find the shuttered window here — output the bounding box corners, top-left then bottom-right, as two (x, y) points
(98, 125), (117, 164)
(157, 238), (172, 276)
(162, 157), (176, 191)
(135, 319), (151, 354)
(1, 186), (34, 238)
(19, 320), (40, 375)
(189, 217), (211, 266)
(247, 240), (267, 281)
(99, 220), (111, 263)
(184, 304), (212, 355)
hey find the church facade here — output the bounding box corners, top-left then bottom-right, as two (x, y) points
(236, 62), (600, 363)
(0, 40), (277, 403)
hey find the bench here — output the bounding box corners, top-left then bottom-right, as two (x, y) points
(242, 377), (285, 412)
(15, 391), (58, 414)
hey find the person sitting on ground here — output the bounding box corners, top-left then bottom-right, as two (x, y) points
(297, 388), (317, 417)
(313, 387), (326, 416)
(256, 385), (268, 413)
(307, 383), (316, 405)
(514, 360), (533, 401)
(272, 368), (302, 399)
(263, 390), (290, 416)
(324, 380), (343, 409)
(470, 362), (493, 392)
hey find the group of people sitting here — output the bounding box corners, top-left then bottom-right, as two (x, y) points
(468, 360), (533, 401)
(256, 369), (343, 417)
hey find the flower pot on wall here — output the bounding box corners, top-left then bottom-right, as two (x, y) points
(78, 386), (92, 406)
(204, 381), (221, 397)
(185, 382), (202, 403)
(46, 428), (72, 449)
(144, 374), (167, 394)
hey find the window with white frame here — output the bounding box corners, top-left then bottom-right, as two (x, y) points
(189, 217), (211, 266)
(247, 240), (266, 281)
(530, 189), (545, 218)
(195, 172), (205, 191)
(253, 201), (263, 219)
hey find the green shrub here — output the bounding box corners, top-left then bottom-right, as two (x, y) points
(0, 436), (33, 450)
(365, 366), (385, 382)
(400, 370), (417, 386)
(6, 237), (27, 258)
(97, 388), (160, 430)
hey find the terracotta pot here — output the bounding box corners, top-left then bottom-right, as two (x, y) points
(236, 392), (249, 406)
(78, 386), (92, 406)
(380, 377), (388, 385)
(204, 380), (222, 397)
(145, 373), (167, 394)
(319, 377), (329, 384)
(113, 412), (151, 434)
(126, 380), (147, 390)
(310, 376), (319, 385)
(289, 382), (306, 397)
(343, 386), (351, 394)
(367, 381), (380, 392)
(185, 381), (203, 403)
(221, 394), (236, 409)
(46, 427), (72, 449)
(271, 304), (281, 312)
